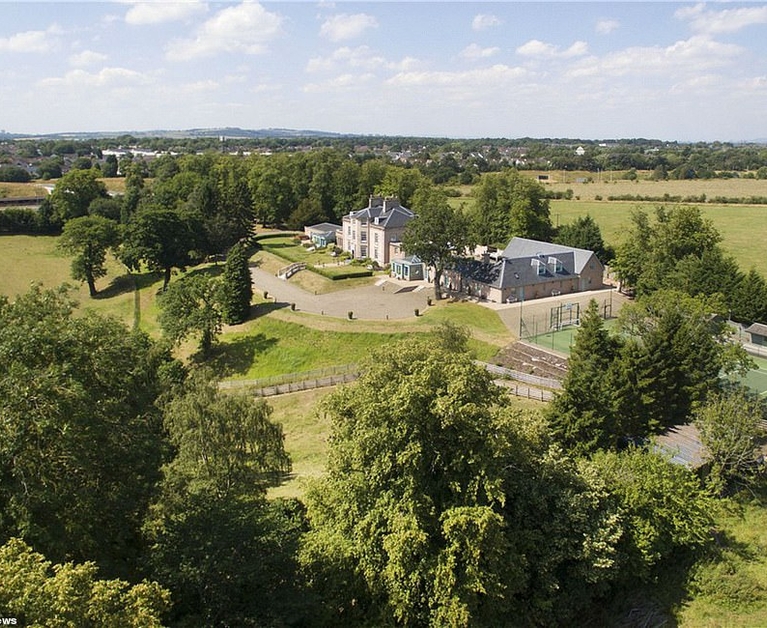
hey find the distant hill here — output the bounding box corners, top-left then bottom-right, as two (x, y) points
(1, 127), (347, 141)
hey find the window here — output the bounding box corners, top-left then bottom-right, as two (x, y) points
(361, 246), (367, 258)
(374, 232), (379, 243)
(361, 232), (367, 242)
(374, 248), (379, 259)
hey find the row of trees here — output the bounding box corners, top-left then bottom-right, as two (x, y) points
(6, 135), (767, 183)
(548, 294), (753, 457)
(0, 287), (720, 625)
(613, 204), (767, 324)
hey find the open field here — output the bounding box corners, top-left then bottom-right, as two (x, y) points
(551, 201), (767, 276)
(1, 234), (508, 378)
(0, 182), (50, 198)
(543, 174), (767, 202)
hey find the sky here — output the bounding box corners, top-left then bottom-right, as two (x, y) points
(1, 1), (766, 141)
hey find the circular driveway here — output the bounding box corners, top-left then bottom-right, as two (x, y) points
(250, 267), (435, 320)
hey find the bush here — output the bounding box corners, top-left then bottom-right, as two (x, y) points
(311, 267), (373, 281)
(0, 206), (60, 234)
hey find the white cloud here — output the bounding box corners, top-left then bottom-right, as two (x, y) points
(517, 39), (588, 59)
(567, 36), (743, 79)
(182, 79), (219, 92)
(0, 25), (61, 53)
(319, 13), (378, 41)
(166, 1), (282, 60)
(595, 19), (620, 35)
(460, 43), (500, 60)
(69, 50), (108, 67)
(124, 1), (207, 26)
(38, 67), (152, 88)
(675, 3), (767, 34)
(306, 46), (419, 74)
(472, 14), (501, 31)
(303, 72), (375, 93)
(387, 64), (527, 88)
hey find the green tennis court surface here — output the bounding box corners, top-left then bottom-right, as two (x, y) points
(529, 327), (767, 396)
(740, 356), (767, 396)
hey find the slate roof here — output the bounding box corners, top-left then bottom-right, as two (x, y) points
(745, 322), (767, 337)
(306, 222), (341, 233)
(349, 197), (414, 228)
(655, 424), (706, 468)
(450, 250), (577, 290)
(502, 237), (601, 275)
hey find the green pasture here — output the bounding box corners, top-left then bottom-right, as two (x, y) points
(551, 200), (767, 277)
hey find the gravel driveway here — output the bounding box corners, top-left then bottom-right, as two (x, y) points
(250, 267), (435, 320)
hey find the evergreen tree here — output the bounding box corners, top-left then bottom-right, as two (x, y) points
(547, 300), (620, 455)
(219, 242), (253, 325)
(731, 268), (767, 324)
(555, 214), (614, 264)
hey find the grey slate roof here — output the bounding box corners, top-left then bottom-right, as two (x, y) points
(745, 322), (767, 337)
(349, 197), (414, 228)
(306, 222), (342, 233)
(502, 237), (601, 274)
(450, 250), (577, 290)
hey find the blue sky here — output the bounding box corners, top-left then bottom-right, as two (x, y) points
(1, 1), (766, 141)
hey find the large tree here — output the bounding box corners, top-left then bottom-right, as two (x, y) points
(158, 272), (222, 355)
(694, 387), (766, 490)
(554, 214), (614, 264)
(120, 207), (203, 290)
(0, 538), (169, 627)
(0, 285), (168, 577)
(402, 187), (473, 300)
(300, 337), (624, 626)
(617, 289), (751, 429)
(145, 371), (297, 626)
(613, 205), (722, 296)
(548, 300), (620, 455)
(219, 242), (253, 325)
(58, 215), (120, 296)
(49, 168), (109, 222)
(471, 169), (553, 246)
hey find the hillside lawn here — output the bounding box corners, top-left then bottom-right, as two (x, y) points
(0, 234), (508, 377)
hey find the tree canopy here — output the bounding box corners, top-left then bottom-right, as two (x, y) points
(402, 187), (473, 300)
(58, 215), (119, 296)
(120, 208), (203, 290)
(0, 285), (168, 577)
(471, 169), (553, 246)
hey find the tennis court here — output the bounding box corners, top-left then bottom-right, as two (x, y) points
(740, 356), (767, 396)
(529, 327), (767, 398)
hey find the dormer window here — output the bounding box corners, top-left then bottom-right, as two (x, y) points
(548, 256), (563, 273)
(531, 258), (545, 276)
